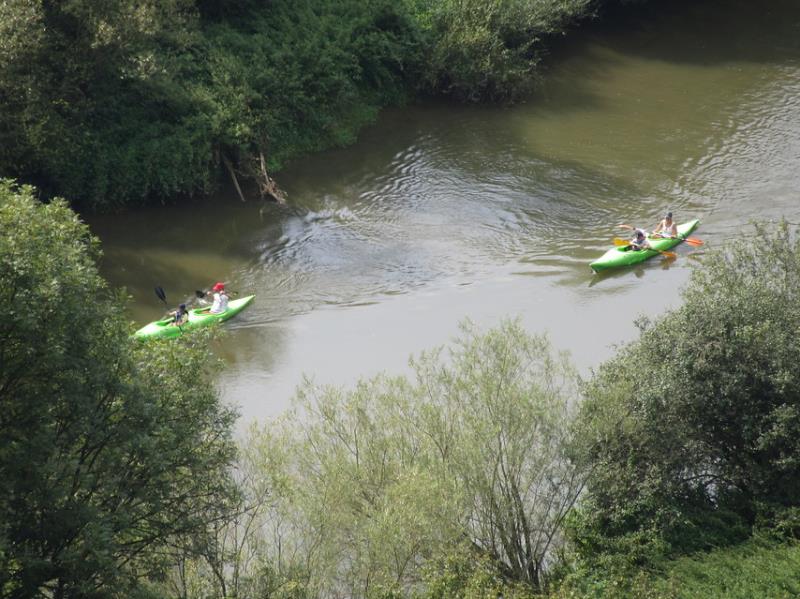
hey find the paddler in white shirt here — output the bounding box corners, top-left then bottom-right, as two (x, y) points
(653, 211), (678, 238)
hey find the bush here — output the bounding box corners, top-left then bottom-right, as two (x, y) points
(568, 221), (800, 571)
(0, 0), (422, 211)
(410, 0), (593, 101)
(1, 0), (637, 209)
(0, 179), (238, 596)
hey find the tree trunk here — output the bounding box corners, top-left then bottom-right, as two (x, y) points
(257, 151), (287, 204)
(223, 155), (247, 202)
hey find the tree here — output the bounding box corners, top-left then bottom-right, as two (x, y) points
(164, 425), (307, 599)
(0, 0), (211, 210)
(242, 320), (585, 597)
(569, 221), (800, 569)
(0, 0), (423, 211)
(0, 179), (238, 598)
(406, 321), (586, 590)
(409, 0), (593, 101)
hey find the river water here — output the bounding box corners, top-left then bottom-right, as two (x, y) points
(89, 0), (800, 427)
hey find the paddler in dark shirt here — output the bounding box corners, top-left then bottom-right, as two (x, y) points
(629, 228), (651, 251)
(171, 303), (189, 326)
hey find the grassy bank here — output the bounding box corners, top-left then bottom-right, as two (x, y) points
(652, 537), (800, 599)
(554, 537), (800, 598)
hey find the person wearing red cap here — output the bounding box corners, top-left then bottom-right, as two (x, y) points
(208, 282), (229, 314)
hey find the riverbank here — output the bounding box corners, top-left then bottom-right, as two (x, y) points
(83, 0), (800, 425)
(0, 0), (649, 212)
(8, 174), (800, 596)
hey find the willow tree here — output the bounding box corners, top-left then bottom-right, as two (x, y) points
(237, 321), (585, 597)
(0, 180), (238, 598)
(413, 322), (586, 589)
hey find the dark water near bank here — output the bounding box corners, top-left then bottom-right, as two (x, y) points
(88, 0), (800, 426)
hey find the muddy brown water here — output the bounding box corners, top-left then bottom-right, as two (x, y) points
(88, 0), (800, 426)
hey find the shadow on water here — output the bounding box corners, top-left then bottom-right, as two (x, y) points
(587, 254), (683, 288)
(564, 0), (800, 66)
(523, 0), (800, 132)
(620, 0), (800, 65)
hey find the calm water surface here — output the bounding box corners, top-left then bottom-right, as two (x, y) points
(89, 0), (800, 426)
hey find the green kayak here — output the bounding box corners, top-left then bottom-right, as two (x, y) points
(590, 219), (700, 273)
(133, 295), (255, 339)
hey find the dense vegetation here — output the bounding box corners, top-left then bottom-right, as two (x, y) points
(568, 222), (800, 563)
(0, 0), (423, 210)
(186, 321), (584, 597)
(161, 223), (800, 598)
(0, 180), (238, 597)
(3, 173), (800, 596)
(632, 536), (800, 598)
(552, 536), (800, 598)
(0, 0), (639, 211)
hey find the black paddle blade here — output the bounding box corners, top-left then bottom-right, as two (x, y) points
(195, 289), (206, 298)
(154, 286), (166, 303)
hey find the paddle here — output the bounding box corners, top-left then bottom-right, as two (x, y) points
(618, 224), (704, 246)
(613, 237), (677, 259)
(652, 233), (704, 247)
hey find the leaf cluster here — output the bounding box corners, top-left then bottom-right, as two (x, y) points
(0, 0), (423, 211)
(566, 221), (800, 577)
(233, 320), (586, 598)
(0, 180), (238, 597)
(1, 0), (641, 210)
(409, 0), (594, 102)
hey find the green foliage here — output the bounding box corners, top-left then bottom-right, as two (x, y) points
(553, 537), (800, 599)
(567, 222), (800, 573)
(0, 0), (209, 210)
(0, 179), (238, 597)
(1, 0), (634, 209)
(649, 536), (800, 599)
(409, 0), (593, 101)
(235, 320), (585, 597)
(0, 0), (423, 211)
(163, 422), (312, 599)
(419, 544), (538, 599)
(199, 0), (423, 173)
